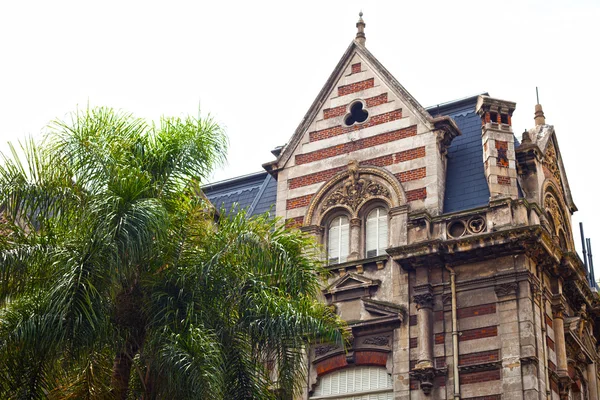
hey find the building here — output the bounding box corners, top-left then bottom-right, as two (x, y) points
(203, 14), (600, 400)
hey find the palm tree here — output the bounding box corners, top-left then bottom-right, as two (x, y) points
(0, 108), (343, 399)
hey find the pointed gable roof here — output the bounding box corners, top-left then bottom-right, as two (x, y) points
(263, 40), (444, 174)
(521, 125), (577, 213)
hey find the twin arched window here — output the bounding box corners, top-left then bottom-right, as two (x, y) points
(327, 206), (388, 264)
(328, 215), (350, 264)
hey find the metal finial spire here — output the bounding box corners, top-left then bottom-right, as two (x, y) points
(534, 87), (546, 125)
(356, 11), (366, 46)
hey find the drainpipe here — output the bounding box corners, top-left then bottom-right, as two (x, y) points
(538, 269), (551, 400)
(445, 264), (460, 400)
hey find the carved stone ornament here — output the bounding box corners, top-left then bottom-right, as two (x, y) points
(322, 160), (390, 212)
(413, 293), (434, 309)
(362, 335), (390, 347)
(544, 141), (562, 185)
(467, 216), (486, 234)
(314, 344), (340, 358)
(495, 282), (518, 298)
(544, 193), (565, 236)
(409, 367), (446, 396)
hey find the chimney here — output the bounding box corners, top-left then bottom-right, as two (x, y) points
(476, 95), (518, 200)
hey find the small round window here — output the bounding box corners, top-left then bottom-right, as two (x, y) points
(344, 101), (369, 126)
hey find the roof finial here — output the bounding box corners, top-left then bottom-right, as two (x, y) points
(355, 11), (366, 46)
(534, 87), (546, 125)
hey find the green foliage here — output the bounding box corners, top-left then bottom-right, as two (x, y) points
(0, 108), (344, 399)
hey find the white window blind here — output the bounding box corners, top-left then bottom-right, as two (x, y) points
(366, 208), (388, 258)
(328, 216), (349, 264)
(310, 366), (393, 400)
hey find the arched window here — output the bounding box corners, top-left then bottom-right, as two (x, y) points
(328, 215), (349, 264)
(310, 366), (393, 400)
(365, 207), (388, 258)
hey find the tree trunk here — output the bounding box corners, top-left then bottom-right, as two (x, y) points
(112, 349), (136, 400)
(111, 282), (147, 399)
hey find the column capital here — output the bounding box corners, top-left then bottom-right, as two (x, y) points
(350, 217), (361, 228)
(301, 224), (323, 236)
(413, 293), (434, 310)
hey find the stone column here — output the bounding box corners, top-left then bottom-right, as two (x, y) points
(551, 299), (571, 400)
(495, 282), (524, 400)
(414, 292), (434, 368)
(413, 290), (435, 395)
(551, 302), (568, 376)
(348, 218), (361, 261)
(587, 362), (599, 400)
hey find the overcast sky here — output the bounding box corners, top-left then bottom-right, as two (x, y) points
(1, 1), (599, 276)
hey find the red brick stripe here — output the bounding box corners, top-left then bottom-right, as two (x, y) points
(548, 360), (556, 372)
(459, 326), (497, 342)
(286, 194), (312, 210)
(409, 338), (418, 348)
(289, 161), (425, 190)
(464, 396), (501, 400)
(395, 167), (426, 184)
(323, 93), (388, 120)
(409, 315), (417, 326)
(285, 216), (304, 228)
(497, 176), (511, 185)
(338, 78), (374, 96)
(435, 333), (444, 345)
(406, 188), (427, 202)
(546, 336), (555, 351)
(351, 63), (361, 74)
(457, 304), (496, 319)
(297, 126), (418, 165)
(459, 350), (499, 366)
(545, 314), (553, 329)
(309, 108), (403, 142)
(460, 369), (501, 384)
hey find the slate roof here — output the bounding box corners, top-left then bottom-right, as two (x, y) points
(202, 171), (276, 216)
(203, 94), (510, 217)
(429, 94), (491, 213)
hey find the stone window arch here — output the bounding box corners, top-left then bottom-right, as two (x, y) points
(302, 161), (407, 263)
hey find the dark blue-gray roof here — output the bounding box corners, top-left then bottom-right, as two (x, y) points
(202, 171), (276, 216)
(203, 94), (503, 216)
(429, 95), (491, 213)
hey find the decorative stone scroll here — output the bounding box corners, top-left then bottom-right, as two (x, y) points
(314, 344), (340, 358)
(321, 160), (390, 213)
(362, 335), (390, 347)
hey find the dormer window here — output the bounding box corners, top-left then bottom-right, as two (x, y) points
(328, 215), (350, 264)
(365, 207), (388, 258)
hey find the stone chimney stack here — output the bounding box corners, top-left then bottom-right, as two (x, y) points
(476, 95), (518, 200)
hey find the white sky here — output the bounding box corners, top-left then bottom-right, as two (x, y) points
(1, 1), (599, 277)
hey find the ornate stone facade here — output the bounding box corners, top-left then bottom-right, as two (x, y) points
(207, 15), (600, 400)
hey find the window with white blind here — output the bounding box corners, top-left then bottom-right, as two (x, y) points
(365, 207), (388, 258)
(328, 215), (350, 264)
(310, 366), (393, 400)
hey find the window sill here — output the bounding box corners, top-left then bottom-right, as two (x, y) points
(325, 254), (388, 274)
